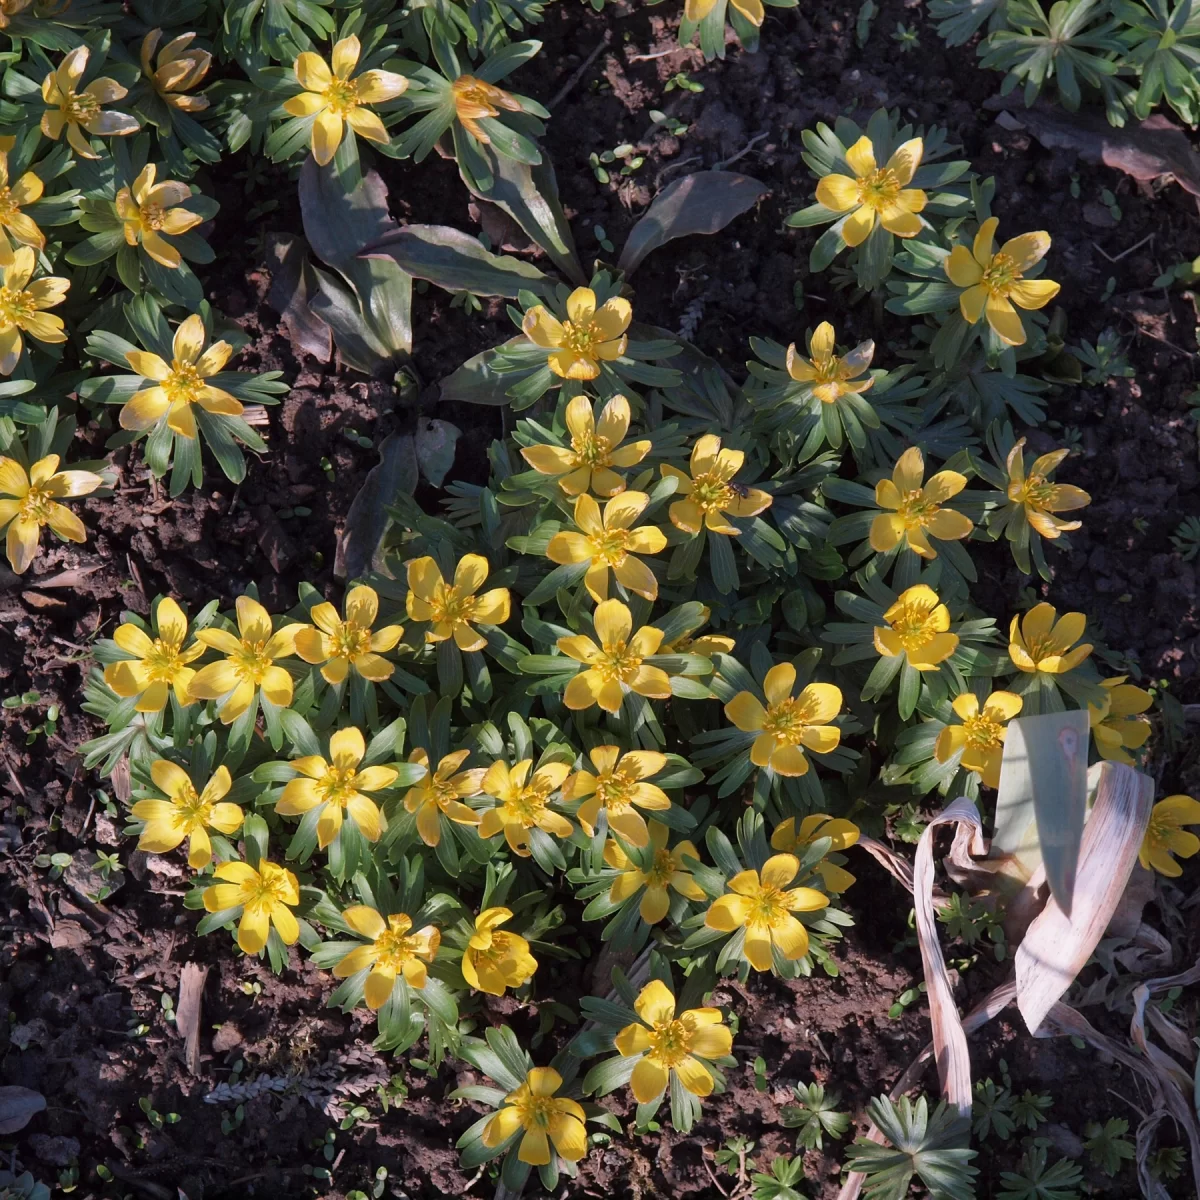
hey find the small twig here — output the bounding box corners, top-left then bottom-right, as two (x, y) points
(1092, 231), (1155, 264)
(713, 131), (770, 171)
(628, 47), (679, 62)
(461, 1164), (488, 1193)
(702, 1157), (730, 1197)
(549, 34), (611, 110)
(1133, 326), (1197, 360)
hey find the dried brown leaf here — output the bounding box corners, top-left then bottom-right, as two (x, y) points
(177, 962), (209, 1078)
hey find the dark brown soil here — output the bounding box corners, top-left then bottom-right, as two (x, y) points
(2, 0), (1199, 1197)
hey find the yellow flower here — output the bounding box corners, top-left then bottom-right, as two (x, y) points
(771, 815), (859, 893)
(724, 662), (842, 777)
(104, 596), (204, 712)
(283, 36), (407, 167)
(785, 321), (875, 405)
(1005, 438), (1090, 539)
(403, 748), (485, 847)
(564, 746), (670, 846)
(140, 29), (211, 112)
(615, 979), (731, 1105)
(1008, 603), (1091, 676)
(462, 906), (538, 995)
(121, 314), (241, 439)
(945, 217), (1060, 347)
(188, 595), (301, 722)
(662, 433), (772, 536)
(0, 152), (46, 264)
(482, 1067), (587, 1166)
(685, 0), (763, 26)
(478, 759), (572, 855)
(0, 453), (101, 574)
(451, 75), (523, 143)
(332, 906), (440, 1008)
(547, 490), (667, 602)
(815, 135), (926, 247)
(0, 0), (34, 28)
(1139, 795), (1200, 877)
(869, 446), (973, 558)
(294, 584), (403, 684)
(203, 859), (300, 955)
(1089, 676), (1152, 766)
(873, 583), (959, 671)
(934, 690), (1023, 789)
(132, 761), (242, 869)
(40, 46), (139, 160)
(522, 286), (631, 380)
(0, 245), (69, 375)
(275, 726), (397, 848)
(115, 163), (203, 270)
(557, 598), (670, 714)
(704, 853), (829, 971)
(405, 553), (510, 652)
(604, 821), (705, 923)
(520, 393), (650, 497)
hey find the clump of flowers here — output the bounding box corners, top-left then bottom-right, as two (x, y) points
(816, 136), (926, 246)
(0, 453), (101, 573)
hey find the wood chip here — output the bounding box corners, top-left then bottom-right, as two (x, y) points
(176, 963), (210, 1077)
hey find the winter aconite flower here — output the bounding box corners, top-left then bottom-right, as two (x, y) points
(815, 135), (926, 247)
(604, 822), (705, 922)
(0, 246), (69, 374)
(403, 749), (485, 847)
(785, 321), (874, 405)
(41, 46), (139, 160)
(934, 690), (1023, 789)
(462, 907), (537, 995)
(771, 816), (859, 893)
(482, 1067), (587, 1166)
(945, 218), (1059, 347)
(546, 491), (667, 602)
(564, 746), (670, 846)
(1138, 795), (1200, 877)
(616, 979), (732, 1103)
(0, 152), (46, 263)
(874, 584), (959, 671)
(522, 287), (631, 380)
(140, 29), (211, 112)
(405, 554), (510, 652)
(520, 393), (650, 497)
(1005, 439), (1090, 540)
(132, 761), (242, 869)
(333, 906), (440, 1008)
(104, 596), (204, 712)
(276, 727), (398, 847)
(686, 0), (762, 26)
(1008, 603), (1091, 676)
(116, 164), (203, 269)
(121, 314), (241, 439)
(724, 663), (842, 777)
(870, 446), (973, 558)
(203, 859), (300, 955)
(189, 595), (301, 722)
(294, 584), (403, 684)
(0, 454), (102, 574)
(557, 598), (671, 713)
(479, 759), (572, 855)
(0, 0), (34, 28)
(662, 434), (771, 536)
(705, 853), (829, 971)
(452, 75), (523, 143)
(1089, 677), (1153, 766)
(284, 36), (407, 166)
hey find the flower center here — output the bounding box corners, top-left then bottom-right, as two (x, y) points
(855, 167), (900, 211)
(315, 765), (359, 809)
(330, 620), (371, 661)
(0, 284), (35, 329)
(165, 361), (203, 406)
(570, 430), (613, 468)
(981, 252), (1020, 298)
(503, 782), (553, 828)
(887, 603), (939, 651)
(514, 1093), (555, 1131)
(594, 639), (643, 684)
(962, 712), (1002, 752)
(895, 489), (938, 529)
(430, 585), (477, 629)
(593, 769), (636, 814)
(746, 882), (788, 926)
(322, 75), (359, 116)
(690, 472), (734, 515)
(374, 927), (419, 972)
(587, 528), (630, 566)
(452, 76), (500, 116)
(245, 868), (291, 910)
(647, 1017), (694, 1067)
(762, 697), (816, 746)
(1146, 812), (1175, 845)
(17, 482), (53, 525)
(232, 639), (274, 684)
(139, 201), (166, 232)
(643, 848), (676, 889)
(171, 781), (212, 831)
(559, 319), (604, 358)
(64, 91), (99, 123)
(811, 354), (843, 385)
(1007, 473), (1056, 508)
(143, 637), (187, 681)
(1021, 635), (1058, 664)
